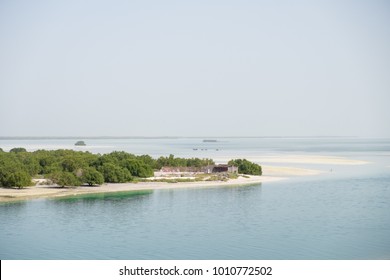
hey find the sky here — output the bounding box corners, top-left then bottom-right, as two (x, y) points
(0, 0), (389, 137)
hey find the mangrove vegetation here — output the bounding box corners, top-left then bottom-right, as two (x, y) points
(0, 148), (262, 188)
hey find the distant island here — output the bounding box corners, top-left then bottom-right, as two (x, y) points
(203, 139), (217, 142)
(75, 141), (86, 146)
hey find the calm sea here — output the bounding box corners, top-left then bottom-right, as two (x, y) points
(0, 137), (389, 259)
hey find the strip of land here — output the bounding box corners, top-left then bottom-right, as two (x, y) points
(2, 154), (364, 203)
(0, 175), (284, 203)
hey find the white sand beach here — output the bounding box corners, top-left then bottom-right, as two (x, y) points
(0, 175), (285, 203)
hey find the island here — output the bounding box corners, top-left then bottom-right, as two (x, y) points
(0, 148), (268, 202)
(75, 141), (86, 146)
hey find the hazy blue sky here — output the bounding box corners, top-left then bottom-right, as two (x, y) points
(0, 0), (389, 137)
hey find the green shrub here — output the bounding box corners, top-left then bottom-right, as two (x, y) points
(9, 147), (27, 153)
(49, 171), (81, 187)
(228, 159), (262, 175)
(81, 168), (104, 186)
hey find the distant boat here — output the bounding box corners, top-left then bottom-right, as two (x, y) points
(75, 141), (86, 146)
(203, 139), (217, 142)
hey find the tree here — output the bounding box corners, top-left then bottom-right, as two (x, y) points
(10, 147), (27, 153)
(34, 150), (60, 174)
(81, 168), (104, 186)
(0, 153), (32, 188)
(122, 159), (154, 178)
(156, 155), (214, 169)
(137, 154), (157, 169)
(17, 153), (40, 176)
(49, 171), (81, 187)
(98, 163), (132, 183)
(61, 157), (79, 172)
(6, 171), (32, 188)
(228, 159), (262, 175)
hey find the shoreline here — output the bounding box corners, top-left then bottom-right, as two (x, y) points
(0, 160), (341, 203)
(0, 154), (367, 203)
(0, 175), (285, 203)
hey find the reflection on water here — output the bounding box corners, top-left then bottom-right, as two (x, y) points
(53, 190), (153, 203)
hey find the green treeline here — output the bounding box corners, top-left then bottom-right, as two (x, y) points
(155, 154), (214, 168)
(0, 149), (215, 188)
(0, 148), (262, 188)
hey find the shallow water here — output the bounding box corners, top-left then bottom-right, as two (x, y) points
(0, 138), (389, 259)
(0, 174), (389, 259)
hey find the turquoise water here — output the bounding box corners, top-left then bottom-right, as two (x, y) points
(0, 138), (389, 259)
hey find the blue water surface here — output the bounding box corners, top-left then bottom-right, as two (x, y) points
(0, 138), (389, 259)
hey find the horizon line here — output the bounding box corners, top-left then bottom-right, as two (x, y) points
(0, 135), (376, 140)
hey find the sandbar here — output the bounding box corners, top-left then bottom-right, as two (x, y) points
(262, 165), (323, 176)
